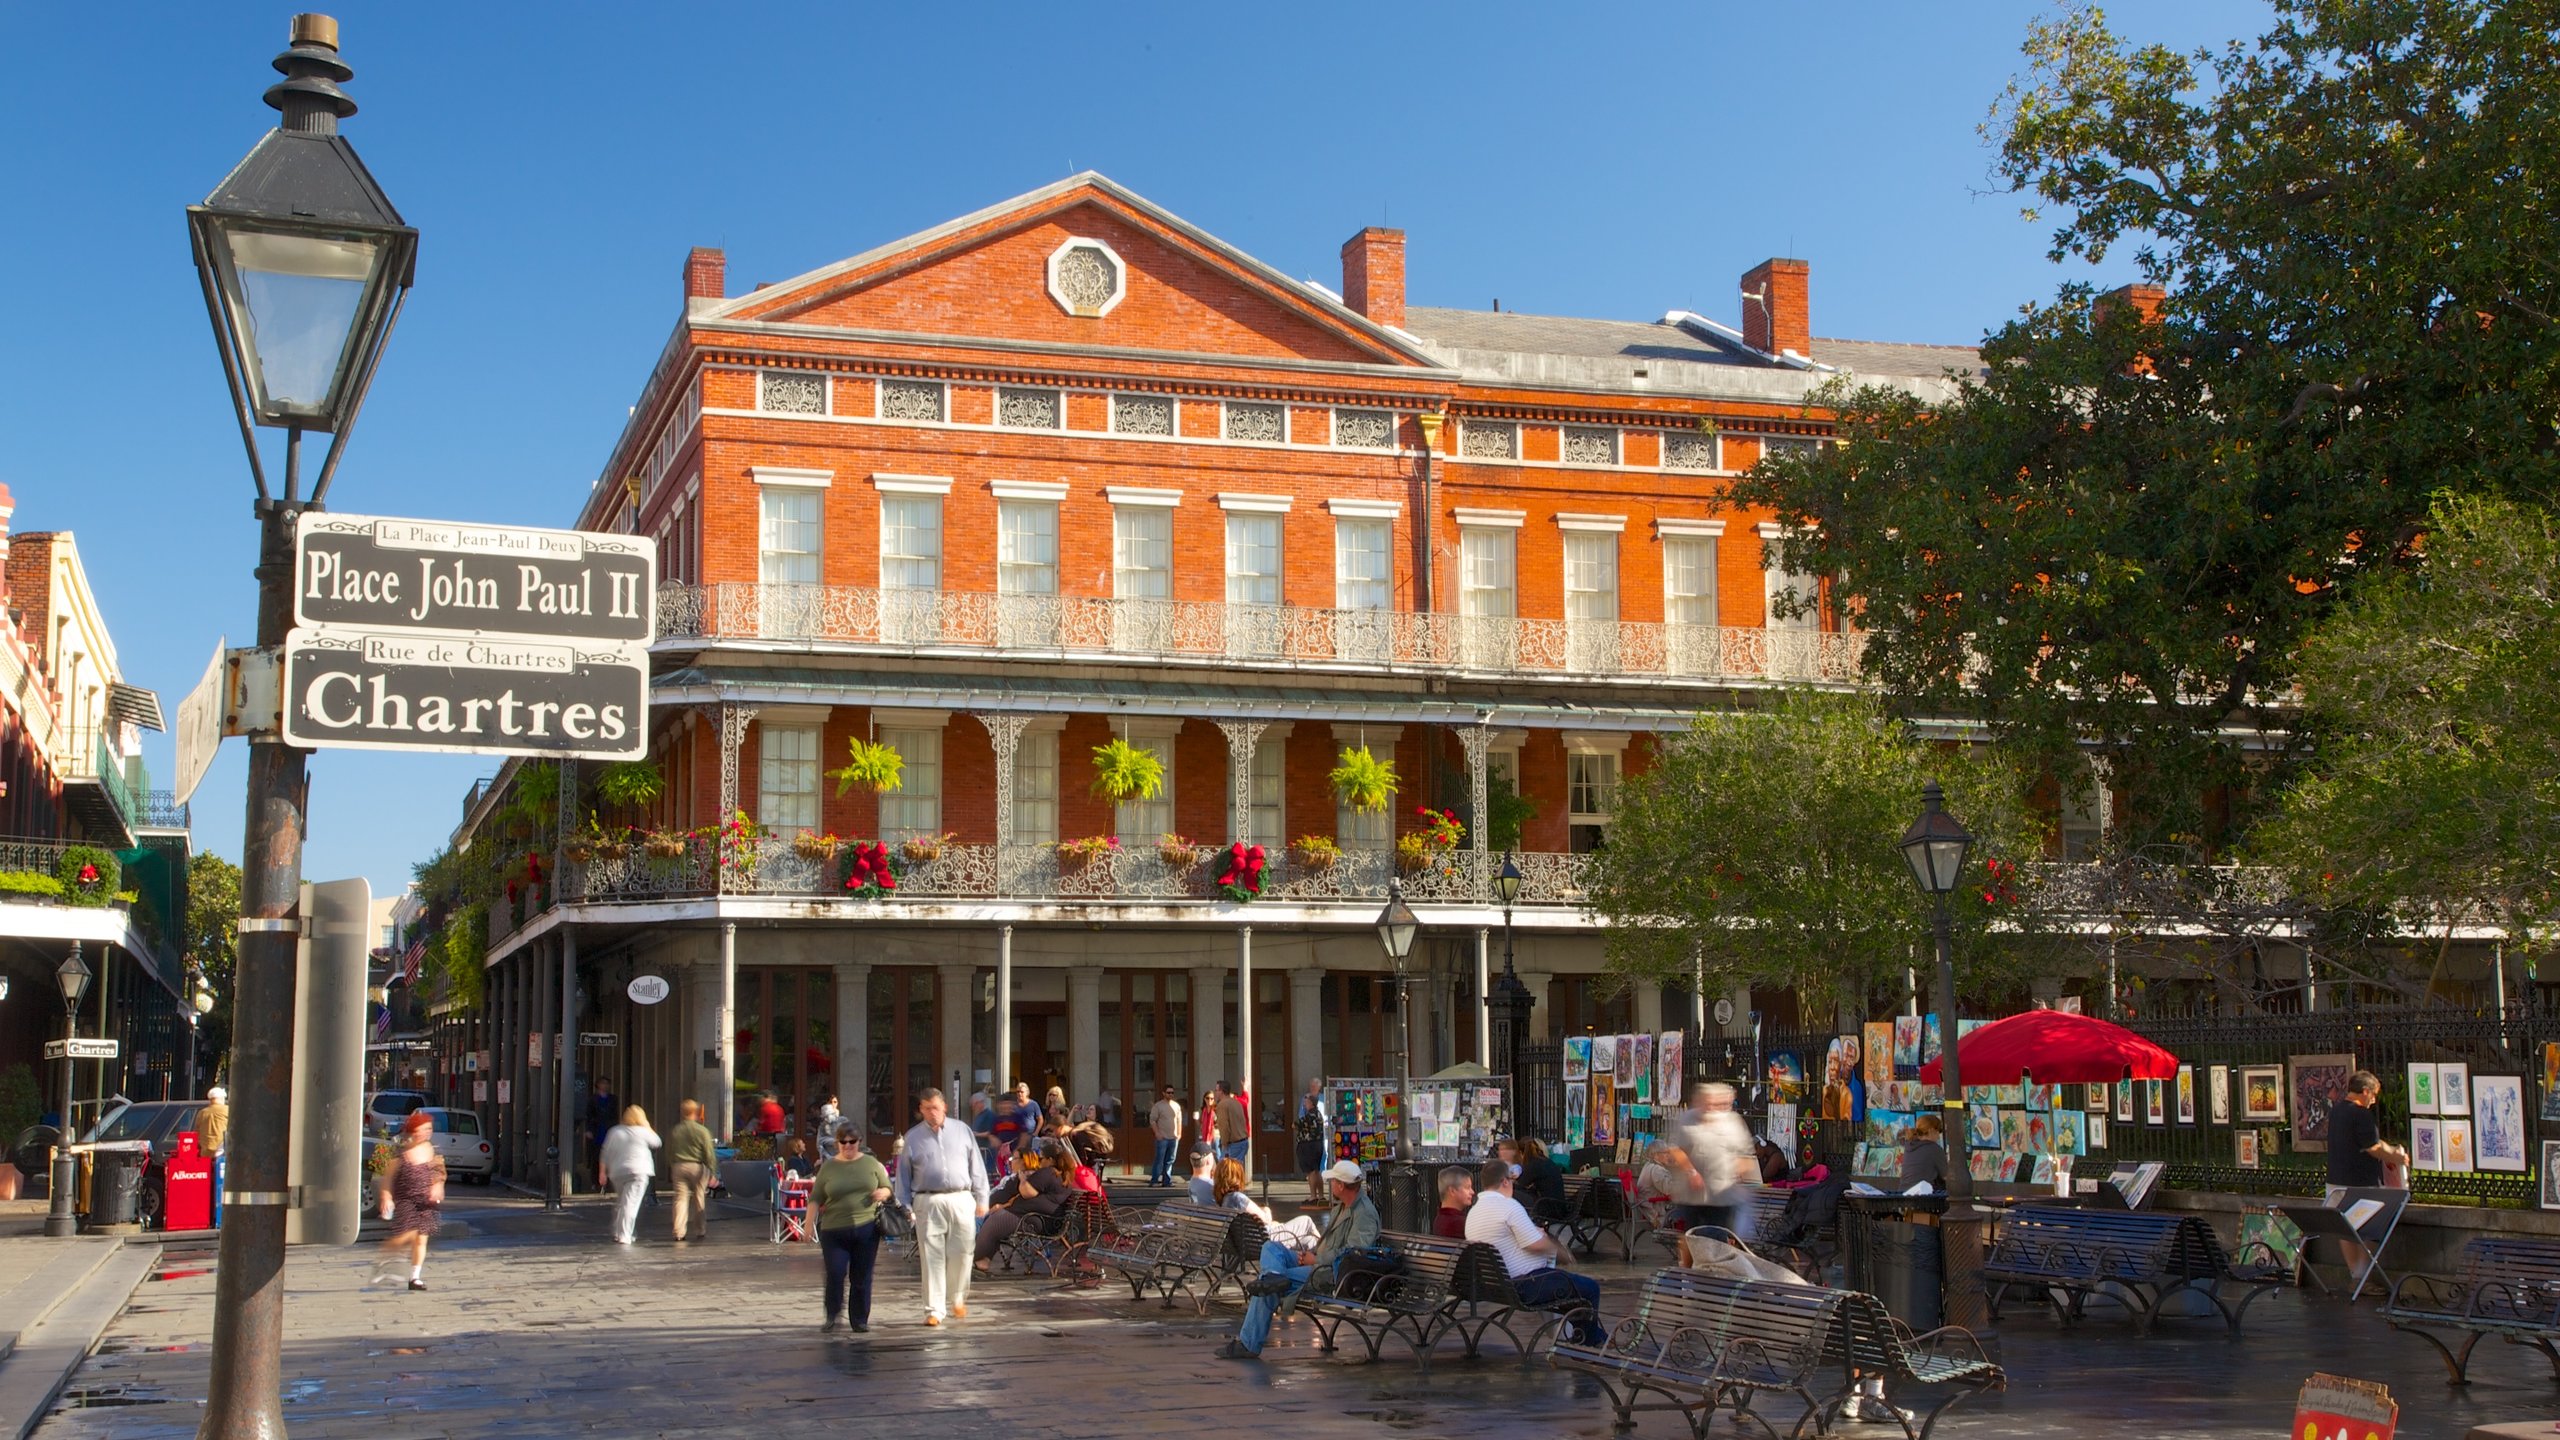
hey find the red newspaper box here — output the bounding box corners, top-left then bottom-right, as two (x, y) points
(165, 1132), (214, 1231)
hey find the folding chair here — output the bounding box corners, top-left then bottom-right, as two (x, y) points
(771, 1173), (815, 1243)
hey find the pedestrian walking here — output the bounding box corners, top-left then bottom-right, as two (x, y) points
(667, 1098), (717, 1242)
(1666, 1083), (1756, 1234)
(813, 1127), (892, 1334)
(370, 1111), (444, 1291)
(199, 1087), (230, 1156)
(599, 1105), (662, 1245)
(1148, 1086), (1184, 1185)
(1295, 1080), (1328, 1202)
(893, 1087), (989, 1326)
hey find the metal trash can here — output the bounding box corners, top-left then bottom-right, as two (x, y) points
(1380, 1164), (1432, 1235)
(1866, 1220), (1944, 1329)
(86, 1143), (149, 1230)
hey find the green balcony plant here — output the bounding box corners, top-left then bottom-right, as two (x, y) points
(831, 738), (905, 795)
(1090, 738), (1164, 803)
(595, 760), (665, 810)
(1330, 744), (1398, 815)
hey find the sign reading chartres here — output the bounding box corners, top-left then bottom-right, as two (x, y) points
(281, 512), (655, 760)
(295, 512), (654, 642)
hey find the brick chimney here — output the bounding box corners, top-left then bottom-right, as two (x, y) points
(1741, 258), (1810, 357)
(684, 247), (726, 302)
(1340, 227), (1406, 329)
(2092, 282), (2166, 326)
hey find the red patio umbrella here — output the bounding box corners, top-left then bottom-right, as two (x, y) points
(1916, 1010), (2177, 1087)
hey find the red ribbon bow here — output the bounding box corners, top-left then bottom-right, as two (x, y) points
(843, 841), (897, 893)
(77, 863), (98, 884)
(1216, 842), (1267, 895)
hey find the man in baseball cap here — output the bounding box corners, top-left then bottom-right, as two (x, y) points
(1214, 1159), (1380, 1360)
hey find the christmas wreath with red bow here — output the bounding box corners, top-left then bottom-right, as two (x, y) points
(1215, 842), (1266, 903)
(842, 840), (899, 897)
(56, 845), (120, 908)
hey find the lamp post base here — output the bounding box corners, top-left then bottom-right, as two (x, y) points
(1940, 1202), (1992, 1332)
(44, 1154), (79, 1236)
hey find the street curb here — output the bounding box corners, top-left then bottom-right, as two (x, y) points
(0, 1243), (157, 1440)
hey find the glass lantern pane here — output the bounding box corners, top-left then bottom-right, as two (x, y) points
(226, 229), (379, 415)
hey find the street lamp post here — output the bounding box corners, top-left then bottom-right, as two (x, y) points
(1897, 779), (1983, 1326)
(183, 973), (215, 1102)
(186, 16), (415, 1438)
(1486, 854), (1536, 1088)
(1373, 881), (1421, 1162)
(44, 945), (93, 1238)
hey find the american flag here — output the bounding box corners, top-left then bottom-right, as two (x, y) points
(399, 934), (426, 985)
(375, 1003), (393, 1039)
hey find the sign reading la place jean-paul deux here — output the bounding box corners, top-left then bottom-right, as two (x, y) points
(280, 513), (654, 760)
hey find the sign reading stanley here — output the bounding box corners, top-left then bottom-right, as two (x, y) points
(280, 629), (648, 758)
(295, 512), (654, 643)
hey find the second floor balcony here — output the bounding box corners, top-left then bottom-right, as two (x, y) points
(655, 582), (1864, 686)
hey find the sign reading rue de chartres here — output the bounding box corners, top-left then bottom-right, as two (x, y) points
(279, 628), (648, 759)
(295, 512), (655, 643)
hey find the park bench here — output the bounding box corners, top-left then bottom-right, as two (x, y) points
(1440, 1240), (1597, 1365)
(1087, 1198), (1267, 1311)
(1648, 1188), (1838, 1282)
(1298, 1230), (1468, 1370)
(1533, 1173), (1640, 1261)
(993, 1188), (1112, 1278)
(1551, 1267), (1844, 1440)
(1982, 1205), (2278, 1334)
(1819, 1288), (2006, 1440)
(2383, 1236), (2560, 1384)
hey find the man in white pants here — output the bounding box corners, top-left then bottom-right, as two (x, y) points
(894, 1088), (989, 1327)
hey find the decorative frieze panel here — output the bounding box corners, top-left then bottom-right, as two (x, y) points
(879, 380), (946, 422)
(1046, 239), (1127, 318)
(757, 372), (825, 415)
(996, 387), (1061, 430)
(1224, 402), (1285, 443)
(1460, 420), (1519, 459)
(1333, 409), (1395, 449)
(1112, 394), (1175, 436)
(1663, 431), (1719, 471)
(1562, 425), (1617, 465)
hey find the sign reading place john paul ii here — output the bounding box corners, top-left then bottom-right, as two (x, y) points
(295, 512), (655, 643)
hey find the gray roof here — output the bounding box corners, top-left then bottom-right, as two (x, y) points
(1399, 305), (1983, 400)
(1403, 307), (1753, 368)
(1809, 337), (1985, 381)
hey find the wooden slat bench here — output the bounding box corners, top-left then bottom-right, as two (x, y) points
(1982, 1206), (2277, 1334)
(1299, 1230), (1468, 1371)
(1087, 1198), (1265, 1312)
(994, 1189), (1112, 1278)
(1821, 1289), (2006, 1440)
(1533, 1174), (1640, 1261)
(1551, 1268), (1843, 1440)
(2384, 1236), (2560, 1384)
(1443, 1240), (1598, 1365)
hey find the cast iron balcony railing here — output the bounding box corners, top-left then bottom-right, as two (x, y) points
(59, 729), (140, 838)
(557, 835), (1592, 909)
(655, 582), (1864, 685)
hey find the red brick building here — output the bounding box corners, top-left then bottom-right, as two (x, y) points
(458, 175), (1981, 1168)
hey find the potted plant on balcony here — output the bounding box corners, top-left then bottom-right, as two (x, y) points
(1055, 834), (1119, 872)
(1290, 834), (1341, 870)
(1089, 738), (1164, 805)
(791, 830), (840, 863)
(1396, 808), (1464, 876)
(898, 831), (954, 866)
(642, 829), (688, 860)
(1155, 833), (1204, 869)
(596, 760), (665, 810)
(831, 738), (904, 795)
(57, 846), (119, 908)
(0, 870), (63, 901)
(716, 812), (762, 883)
(592, 821), (631, 862)
(1330, 745), (1398, 815)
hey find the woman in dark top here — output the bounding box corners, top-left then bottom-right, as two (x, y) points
(1899, 1114), (1949, 1192)
(781, 1137), (818, 1180)
(973, 1142), (1070, 1269)
(1501, 1137), (1569, 1212)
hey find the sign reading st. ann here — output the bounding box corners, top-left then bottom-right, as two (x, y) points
(295, 512), (655, 644)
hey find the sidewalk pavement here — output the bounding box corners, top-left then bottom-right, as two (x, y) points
(18, 1190), (2560, 1439)
(0, 1203), (157, 1440)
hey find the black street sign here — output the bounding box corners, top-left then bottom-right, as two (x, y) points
(280, 628), (647, 759)
(296, 512), (655, 644)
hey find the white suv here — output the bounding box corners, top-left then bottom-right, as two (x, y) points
(364, 1090), (431, 1136)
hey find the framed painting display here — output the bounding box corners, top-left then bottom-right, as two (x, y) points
(2543, 1143), (2560, 1209)
(1865, 1022), (1894, 1091)
(2236, 1130), (2260, 1168)
(2407, 1062), (2437, 1117)
(2088, 1116), (2108, 1151)
(2474, 1075), (2528, 1172)
(2411, 1117), (2440, 1170)
(2116, 1081), (2134, 1123)
(2287, 1054), (2356, 1152)
(2241, 1066), (2286, 1121)
(2175, 1066), (2196, 1125)
(2543, 1046), (2560, 1123)
(2087, 1084), (2108, 1114)
(2441, 1117), (2475, 1173)
(2145, 1079), (2166, 1126)
(2208, 1065), (2231, 1125)
(1563, 1037), (1591, 1081)
(2438, 1062), (2470, 1117)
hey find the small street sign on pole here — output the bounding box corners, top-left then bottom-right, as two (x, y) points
(173, 638), (227, 806)
(45, 1038), (120, 1061)
(279, 628), (647, 759)
(294, 512), (655, 643)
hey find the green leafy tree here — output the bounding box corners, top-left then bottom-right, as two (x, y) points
(2252, 493), (2560, 977)
(1583, 690), (2052, 1018)
(184, 852), (242, 1074)
(1738, 0), (2560, 845)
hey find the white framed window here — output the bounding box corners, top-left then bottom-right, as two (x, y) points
(757, 723), (820, 835)
(998, 500), (1058, 597)
(995, 387), (1061, 429)
(1568, 752), (1620, 826)
(877, 379), (945, 422)
(1228, 737), (1285, 845)
(1458, 526), (1517, 668)
(1335, 518), (1391, 610)
(1562, 426), (1618, 466)
(2060, 766), (2105, 862)
(1111, 393), (1175, 436)
(1114, 505), (1174, 650)
(1563, 530), (1620, 670)
(1339, 794), (1392, 853)
(1664, 532), (1720, 676)
(1113, 727), (1176, 842)
(758, 486), (822, 638)
(1226, 511), (1282, 656)
(1012, 727), (1060, 848)
(1762, 520), (1821, 631)
(880, 495), (942, 644)
(879, 726), (943, 841)
(757, 371), (826, 415)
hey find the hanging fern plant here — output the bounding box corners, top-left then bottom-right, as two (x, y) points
(596, 760), (665, 809)
(1330, 745), (1399, 814)
(1089, 738), (1165, 803)
(831, 737), (905, 796)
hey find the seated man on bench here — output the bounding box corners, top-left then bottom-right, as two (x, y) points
(1216, 1160), (1380, 1361)
(1468, 1159), (1605, 1344)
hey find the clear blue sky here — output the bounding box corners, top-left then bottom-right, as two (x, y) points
(0, 2), (2257, 902)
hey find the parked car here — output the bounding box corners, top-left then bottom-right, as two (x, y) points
(364, 1090), (431, 1136)
(78, 1100), (211, 1225)
(414, 1107), (494, 1183)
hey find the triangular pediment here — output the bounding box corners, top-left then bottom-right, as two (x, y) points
(712, 175), (1436, 369)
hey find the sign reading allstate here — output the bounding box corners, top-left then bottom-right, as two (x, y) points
(295, 512), (655, 644)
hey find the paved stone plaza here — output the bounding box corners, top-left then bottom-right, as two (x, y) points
(20, 1192), (2560, 1439)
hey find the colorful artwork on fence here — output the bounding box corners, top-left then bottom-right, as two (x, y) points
(1892, 1016), (1922, 1076)
(2236, 1129), (2261, 1168)
(2087, 1084), (2109, 1114)
(2208, 1065), (2231, 1125)
(1590, 1074), (1616, 1148)
(2543, 1143), (2560, 1209)
(1921, 1015), (1942, 1067)
(1657, 1032), (1683, 1109)
(2475, 1075), (2528, 1172)
(2088, 1116), (2108, 1151)
(2174, 1067), (2195, 1125)
(2411, 1117), (2439, 1170)
(2438, 1062), (2470, 1117)
(2025, 1083), (2056, 1113)
(1767, 1101), (1798, 1165)
(2407, 1063), (2438, 1117)
(2237, 1208), (2299, 1268)
(1968, 1103), (2000, 1149)
(1563, 1037), (1591, 1081)
(1564, 1081), (1588, 1149)
(2052, 1109), (2086, 1157)
(2288, 1053), (2356, 1152)
(1767, 1052), (1806, 1103)
(1968, 1149), (2000, 1181)
(1614, 1035), (1638, 1087)
(2441, 1117), (2475, 1172)
(2030, 1155), (2057, 1185)
(2241, 1067), (2285, 1121)
(1998, 1154), (2026, 1182)
(1822, 1037), (1860, 1119)
(1589, 1036), (1613, 1074)
(2544, 1047), (2560, 1123)
(2116, 1081), (2135, 1123)
(2145, 1079), (2167, 1126)
(1631, 1034), (1655, 1106)
(1865, 1022), (1895, 1091)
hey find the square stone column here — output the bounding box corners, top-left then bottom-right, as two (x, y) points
(1520, 971), (1554, 1043)
(1190, 964), (1228, 1096)
(834, 958), (870, 1129)
(938, 962), (976, 1098)
(1634, 981), (1663, 1036)
(688, 959), (726, 1136)
(1289, 968), (1325, 1097)
(1068, 966), (1104, 1109)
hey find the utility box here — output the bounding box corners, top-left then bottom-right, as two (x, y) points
(165, 1132), (215, 1231)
